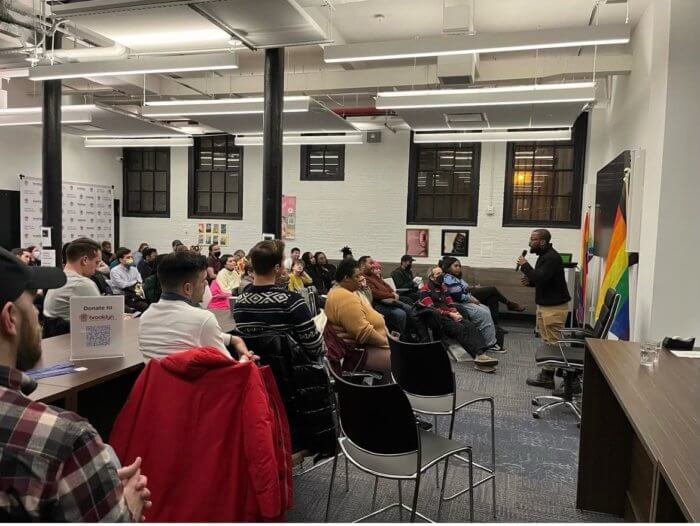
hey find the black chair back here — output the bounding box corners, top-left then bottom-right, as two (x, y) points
(327, 364), (419, 455)
(388, 336), (454, 397)
(592, 288), (621, 339)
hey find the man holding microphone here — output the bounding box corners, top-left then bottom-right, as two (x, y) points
(517, 229), (571, 389)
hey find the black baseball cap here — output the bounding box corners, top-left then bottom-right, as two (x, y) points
(400, 254), (415, 263)
(0, 247), (66, 307)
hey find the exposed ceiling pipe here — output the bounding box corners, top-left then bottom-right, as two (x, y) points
(44, 42), (129, 62)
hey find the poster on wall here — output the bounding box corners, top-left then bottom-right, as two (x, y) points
(197, 223), (228, 246)
(281, 195), (296, 240)
(441, 230), (469, 257)
(20, 177), (113, 248)
(405, 229), (429, 258)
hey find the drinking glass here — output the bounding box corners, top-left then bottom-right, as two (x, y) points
(640, 340), (660, 366)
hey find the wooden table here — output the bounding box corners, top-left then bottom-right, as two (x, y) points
(577, 339), (700, 522)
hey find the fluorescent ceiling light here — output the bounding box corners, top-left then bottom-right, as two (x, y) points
(0, 104), (97, 115)
(28, 52), (238, 81)
(142, 96), (310, 117)
(235, 133), (364, 146)
(378, 82), (594, 98)
(84, 137), (194, 148)
(117, 29), (229, 47)
(0, 68), (29, 79)
(0, 107), (93, 126)
(325, 24), (630, 63)
(413, 129), (572, 143)
(377, 83), (594, 110)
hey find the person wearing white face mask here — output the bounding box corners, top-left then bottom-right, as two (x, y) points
(109, 248), (143, 295)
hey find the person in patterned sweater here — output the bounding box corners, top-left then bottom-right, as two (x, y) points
(0, 247), (151, 521)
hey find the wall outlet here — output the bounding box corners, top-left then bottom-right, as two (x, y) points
(486, 206), (495, 215)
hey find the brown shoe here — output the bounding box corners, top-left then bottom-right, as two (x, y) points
(507, 301), (526, 312)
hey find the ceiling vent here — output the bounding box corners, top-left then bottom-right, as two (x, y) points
(445, 112), (485, 127)
(437, 54), (477, 85)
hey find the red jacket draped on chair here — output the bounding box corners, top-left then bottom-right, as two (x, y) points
(109, 347), (293, 522)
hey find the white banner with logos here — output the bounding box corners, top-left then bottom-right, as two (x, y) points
(20, 176), (114, 249)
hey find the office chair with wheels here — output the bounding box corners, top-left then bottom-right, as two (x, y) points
(324, 363), (475, 523)
(387, 335), (496, 518)
(532, 288), (621, 421)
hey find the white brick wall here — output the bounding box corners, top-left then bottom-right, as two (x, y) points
(120, 130), (582, 268)
(0, 125), (582, 268)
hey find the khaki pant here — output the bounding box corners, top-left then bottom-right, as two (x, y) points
(536, 303), (569, 344)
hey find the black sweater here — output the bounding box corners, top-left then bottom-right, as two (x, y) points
(520, 245), (571, 306)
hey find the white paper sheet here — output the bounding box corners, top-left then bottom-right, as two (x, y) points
(669, 350), (700, 358)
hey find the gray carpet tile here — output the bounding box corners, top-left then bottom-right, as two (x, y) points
(287, 323), (619, 522)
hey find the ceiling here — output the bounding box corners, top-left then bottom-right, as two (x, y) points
(0, 0), (649, 137)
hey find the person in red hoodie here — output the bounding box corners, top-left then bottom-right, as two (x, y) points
(110, 347), (293, 522)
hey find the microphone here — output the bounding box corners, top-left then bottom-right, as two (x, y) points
(515, 249), (528, 272)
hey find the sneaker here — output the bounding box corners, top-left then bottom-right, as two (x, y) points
(475, 354), (499, 367)
(486, 343), (507, 354)
(507, 301), (526, 312)
(526, 370), (555, 389)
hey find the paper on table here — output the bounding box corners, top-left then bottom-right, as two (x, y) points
(670, 350), (700, 358)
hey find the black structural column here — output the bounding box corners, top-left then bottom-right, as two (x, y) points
(262, 48), (284, 239)
(42, 33), (63, 265)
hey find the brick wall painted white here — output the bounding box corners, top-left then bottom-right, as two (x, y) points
(119, 130), (582, 268)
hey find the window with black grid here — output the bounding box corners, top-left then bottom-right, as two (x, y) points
(300, 145), (345, 181)
(189, 135), (243, 219)
(123, 148), (170, 217)
(503, 142), (581, 227)
(407, 141), (480, 225)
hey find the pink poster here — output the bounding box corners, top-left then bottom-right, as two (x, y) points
(281, 195), (296, 240)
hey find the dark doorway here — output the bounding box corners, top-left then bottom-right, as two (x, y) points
(113, 199), (120, 248)
(0, 190), (20, 250)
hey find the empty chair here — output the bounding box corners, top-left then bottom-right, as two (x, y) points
(325, 362), (475, 523)
(388, 335), (496, 518)
(532, 288), (621, 421)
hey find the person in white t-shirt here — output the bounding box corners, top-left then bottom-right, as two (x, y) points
(138, 251), (253, 361)
(282, 246), (301, 271)
(44, 238), (102, 321)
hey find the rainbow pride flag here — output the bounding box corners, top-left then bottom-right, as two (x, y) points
(595, 188), (630, 340)
(576, 209), (593, 324)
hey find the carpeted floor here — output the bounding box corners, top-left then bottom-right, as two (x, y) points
(288, 320), (619, 523)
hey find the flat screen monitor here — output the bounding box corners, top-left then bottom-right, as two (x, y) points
(594, 151), (631, 257)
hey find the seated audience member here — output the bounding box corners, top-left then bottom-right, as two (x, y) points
(216, 254), (241, 293)
(237, 263), (254, 295)
(137, 247), (158, 281)
(324, 258), (391, 377)
(391, 255), (420, 302)
(206, 243), (222, 283)
(0, 248), (151, 521)
(12, 248), (31, 265)
(288, 260), (313, 293)
(44, 239), (102, 332)
(233, 249), (247, 273)
(208, 279), (232, 310)
(174, 244), (190, 254)
(143, 254), (166, 304)
(283, 246), (301, 271)
(441, 256), (502, 352)
(171, 239), (183, 250)
(133, 243), (149, 266)
(356, 274), (373, 305)
(232, 240), (334, 457)
(340, 246), (353, 259)
(233, 240), (322, 356)
(101, 240), (113, 266)
(190, 244), (201, 254)
(419, 267), (498, 367)
(308, 251), (334, 294)
(138, 251), (250, 360)
(26, 245), (41, 266)
(110, 248), (141, 292)
(359, 255), (413, 334)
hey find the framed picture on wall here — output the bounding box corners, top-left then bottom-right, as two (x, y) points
(405, 228), (429, 258)
(441, 230), (469, 257)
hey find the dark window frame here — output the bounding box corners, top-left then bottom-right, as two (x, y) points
(188, 135), (244, 220)
(502, 112), (587, 229)
(407, 134), (481, 226)
(122, 147), (171, 218)
(300, 144), (346, 181)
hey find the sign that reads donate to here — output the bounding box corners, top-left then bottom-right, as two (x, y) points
(69, 296), (125, 360)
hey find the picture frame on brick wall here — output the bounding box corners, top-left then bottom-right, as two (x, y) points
(441, 230), (469, 257)
(406, 228), (429, 258)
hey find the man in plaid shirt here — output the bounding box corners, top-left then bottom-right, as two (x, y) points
(0, 247), (151, 521)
